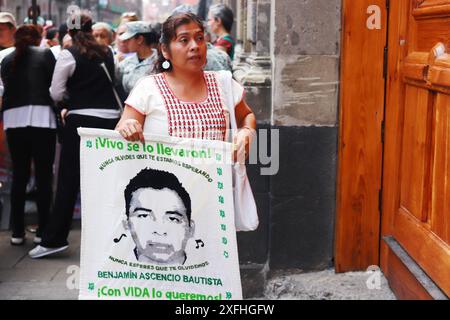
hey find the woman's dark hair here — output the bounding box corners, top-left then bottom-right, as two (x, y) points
(12, 24), (42, 70)
(155, 12), (204, 73)
(68, 13), (109, 60)
(46, 28), (58, 41)
(27, 5), (41, 18)
(209, 4), (234, 33)
(58, 23), (68, 44)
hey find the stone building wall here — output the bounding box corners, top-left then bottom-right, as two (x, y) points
(210, 1), (342, 297)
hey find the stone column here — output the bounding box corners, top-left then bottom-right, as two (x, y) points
(234, 0), (272, 124)
(269, 0), (341, 271)
(233, 0), (251, 65)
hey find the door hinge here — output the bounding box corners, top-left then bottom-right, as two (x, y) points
(381, 120), (385, 144)
(383, 47), (388, 79)
(386, 0), (390, 10)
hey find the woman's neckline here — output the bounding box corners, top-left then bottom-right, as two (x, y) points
(162, 72), (209, 104)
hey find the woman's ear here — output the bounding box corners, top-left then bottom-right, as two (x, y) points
(161, 43), (170, 60)
(137, 34), (144, 45)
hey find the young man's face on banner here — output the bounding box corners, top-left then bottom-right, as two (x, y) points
(128, 187), (195, 264)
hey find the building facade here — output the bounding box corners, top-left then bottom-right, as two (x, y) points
(210, 0), (341, 297)
(0, 0), (143, 27)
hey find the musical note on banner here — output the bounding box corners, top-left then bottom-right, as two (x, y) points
(114, 234), (127, 243)
(195, 239), (205, 249)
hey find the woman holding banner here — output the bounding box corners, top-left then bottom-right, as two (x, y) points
(115, 12), (256, 162)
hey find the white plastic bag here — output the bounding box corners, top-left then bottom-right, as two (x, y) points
(232, 162), (259, 231)
(219, 71), (259, 232)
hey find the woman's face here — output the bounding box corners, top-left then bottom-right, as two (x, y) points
(163, 21), (207, 73)
(207, 13), (220, 35)
(116, 24), (129, 53)
(124, 35), (146, 53)
(93, 28), (111, 46)
(124, 36), (138, 52)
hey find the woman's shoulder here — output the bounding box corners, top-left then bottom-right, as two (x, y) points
(30, 47), (55, 59)
(129, 74), (160, 95)
(0, 48), (16, 65)
(137, 73), (160, 85)
(204, 70), (233, 89)
(204, 70), (232, 79)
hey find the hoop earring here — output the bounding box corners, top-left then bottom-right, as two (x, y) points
(162, 60), (171, 70)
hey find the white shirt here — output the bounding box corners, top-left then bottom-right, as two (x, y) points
(125, 71), (244, 136)
(50, 45), (61, 59)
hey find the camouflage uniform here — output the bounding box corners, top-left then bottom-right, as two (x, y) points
(204, 43), (232, 72)
(117, 50), (157, 94)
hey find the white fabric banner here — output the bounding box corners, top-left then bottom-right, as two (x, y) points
(78, 128), (242, 300)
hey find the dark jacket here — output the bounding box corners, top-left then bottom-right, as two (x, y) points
(1, 47), (55, 111)
(65, 46), (117, 111)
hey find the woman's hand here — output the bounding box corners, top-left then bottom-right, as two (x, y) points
(60, 108), (68, 126)
(233, 127), (256, 164)
(233, 99), (257, 164)
(116, 119), (144, 142)
(115, 105), (146, 142)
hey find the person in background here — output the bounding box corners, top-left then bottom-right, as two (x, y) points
(114, 23), (133, 63)
(204, 31), (232, 72)
(92, 22), (114, 47)
(23, 5), (46, 26)
(0, 25), (57, 245)
(62, 34), (72, 49)
(57, 23), (68, 46)
(117, 21), (159, 95)
(207, 4), (235, 61)
(0, 12), (16, 55)
(46, 23), (68, 59)
(120, 12), (139, 24)
(44, 28), (59, 48)
(113, 12), (139, 63)
(0, 12), (17, 105)
(44, 27), (59, 59)
(28, 12), (121, 259)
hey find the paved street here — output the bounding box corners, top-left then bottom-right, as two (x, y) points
(0, 222), (80, 300)
(0, 220), (396, 300)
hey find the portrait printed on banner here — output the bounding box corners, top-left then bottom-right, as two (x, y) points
(122, 168), (196, 265)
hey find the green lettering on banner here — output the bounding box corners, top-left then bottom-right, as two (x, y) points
(155, 143), (211, 159)
(123, 287), (151, 298)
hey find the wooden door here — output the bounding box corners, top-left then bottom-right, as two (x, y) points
(382, 0), (450, 298)
(336, 0), (388, 272)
